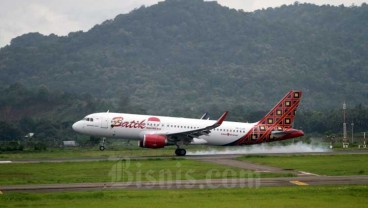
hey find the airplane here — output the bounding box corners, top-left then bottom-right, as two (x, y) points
(72, 90), (304, 156)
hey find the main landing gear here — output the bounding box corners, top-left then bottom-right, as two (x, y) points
(99, 137), (106, 151)
(175, 148), (186, 156)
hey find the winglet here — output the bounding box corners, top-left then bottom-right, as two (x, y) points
(214, 111), (228, 127)
(200, 112), (210, 120)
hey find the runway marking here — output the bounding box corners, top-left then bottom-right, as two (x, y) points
(0, 161), (12, 164)
(298, 171), (320, 176)
(290, 180), (309, 186)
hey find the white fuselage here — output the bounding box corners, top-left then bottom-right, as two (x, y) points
(72, 112), (256, 146)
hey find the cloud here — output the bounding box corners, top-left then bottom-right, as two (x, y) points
(0, 3), (77, 46)
(0, 0), (159, 47)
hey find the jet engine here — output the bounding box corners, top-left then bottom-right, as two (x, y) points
(139, 134), (167, 148)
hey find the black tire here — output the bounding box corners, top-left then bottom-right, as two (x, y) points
(99, 146), (105, 151)
(180, 149), (186, 156)
(175, 148), (186, 156)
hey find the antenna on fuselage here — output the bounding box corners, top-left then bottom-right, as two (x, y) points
(107, 110), (110, 113)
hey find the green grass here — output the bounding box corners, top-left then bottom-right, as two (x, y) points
(0, 145), (231, 160)
(0, 159), (253, 185)
(0, 147), (177, 160)
(239, 154), (368, 176)
(0, 185), (367, 208)
(0, 158), (294, 186)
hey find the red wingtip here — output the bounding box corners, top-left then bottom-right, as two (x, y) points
(216, 111), (229, 125)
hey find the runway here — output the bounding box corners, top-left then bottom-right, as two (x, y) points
(2, 176), (368, 192)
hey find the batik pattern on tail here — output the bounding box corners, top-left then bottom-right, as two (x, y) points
(231, 90), (302, 146)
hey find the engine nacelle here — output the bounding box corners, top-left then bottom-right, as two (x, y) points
(139, 134), (167, 149)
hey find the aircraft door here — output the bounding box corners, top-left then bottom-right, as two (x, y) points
(101, 117), (109, 128)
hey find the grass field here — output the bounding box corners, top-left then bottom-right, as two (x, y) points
(0, 185), (367, 208)
(1, 152), (367, 207)
(0, 159), (232, 185)
(1, 152), (367, 185)
(0, 158), (292, 185)
(239, 154), (368, 176)
(0, 145), (233, 160)
(0, 147), (176, 160)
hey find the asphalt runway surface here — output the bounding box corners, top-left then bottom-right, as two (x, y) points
(2, 176), (368, 193)
(1, 150), (368, 193)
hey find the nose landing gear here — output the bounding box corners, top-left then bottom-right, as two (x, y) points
(99, 137), (106, 151)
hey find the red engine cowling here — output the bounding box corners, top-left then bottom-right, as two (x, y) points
(139, 134), (167, 149)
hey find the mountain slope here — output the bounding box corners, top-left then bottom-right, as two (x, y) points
(1, 0), (367, 115)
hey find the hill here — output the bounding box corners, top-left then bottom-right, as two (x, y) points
(0, 83), (149, 142)
(1, 0), (368, 116)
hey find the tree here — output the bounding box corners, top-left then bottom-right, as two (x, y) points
(0, 121), (21, 141)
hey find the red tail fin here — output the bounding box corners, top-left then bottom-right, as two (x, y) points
(258, 90), (302, 129)
(231, 90), (303, 146)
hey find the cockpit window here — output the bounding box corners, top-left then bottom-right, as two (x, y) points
(83, 117), (94, 122)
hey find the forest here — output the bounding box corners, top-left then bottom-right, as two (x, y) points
(0, 0), (367, 147)
(0, 83), (367, 148)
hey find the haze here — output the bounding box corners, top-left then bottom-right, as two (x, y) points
(0, 0), (366, 47)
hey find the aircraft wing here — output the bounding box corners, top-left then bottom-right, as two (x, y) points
(162, 111), (228, 144)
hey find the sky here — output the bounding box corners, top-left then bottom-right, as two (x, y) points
(0, 0), (366, 47)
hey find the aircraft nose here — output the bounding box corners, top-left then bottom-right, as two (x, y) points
(72, 121), (83, 132)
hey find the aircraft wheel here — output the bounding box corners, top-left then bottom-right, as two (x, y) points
(99, 146), (105, 151)
(175, 148), (186, 156)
